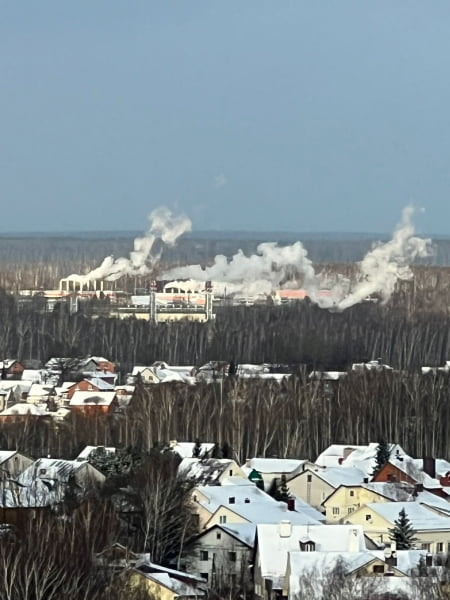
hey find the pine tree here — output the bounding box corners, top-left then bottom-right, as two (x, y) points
(276, 474), (291, 503)
(192, 439), (202, 458)
(372, 440), (391, 477)
(389, 508), (418, 549)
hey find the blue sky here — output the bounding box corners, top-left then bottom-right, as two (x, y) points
(1, 1), (450, 234)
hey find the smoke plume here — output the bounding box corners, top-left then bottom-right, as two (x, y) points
(70, 207), (191, 283)
(163, 206), (432, 310)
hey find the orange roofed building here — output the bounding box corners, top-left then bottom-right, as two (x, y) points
(69, 391), (119, 415)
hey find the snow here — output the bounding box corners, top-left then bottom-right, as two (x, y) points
(365, 501), (450, 531)
(247, 458), (306, 474)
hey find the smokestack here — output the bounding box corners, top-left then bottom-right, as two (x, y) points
(423, 457), (436, 479)
(278, 520), (292, 538)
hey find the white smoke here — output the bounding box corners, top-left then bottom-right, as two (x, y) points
(326, 206), (432, 311)
(162, 206), (432, 311)
(163, 240), (317, 297)
(69, 207), (191, 283)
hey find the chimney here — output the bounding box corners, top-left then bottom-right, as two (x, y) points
(287, 498), (295, 511)
(363, 477), (369, 484)
(426, 552), (433, 567)
(423, 457), (436, 479)
(278, 520), (292, 538)
(348, 528), (360, 553)
(415, 483), (424, 494)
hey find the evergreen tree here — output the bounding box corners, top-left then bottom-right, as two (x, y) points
(276, 474), (291, 503)
(372, 440), (391, 477)
(192, 439), (202, 458)
(389, 508), (418, 549)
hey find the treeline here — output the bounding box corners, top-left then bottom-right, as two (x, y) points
(0, 291), (450, 370)
(2, 371), (450, 464)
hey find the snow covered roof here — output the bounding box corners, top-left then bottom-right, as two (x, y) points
(246, 458), (306, 474)
(370, 549), (429, 576)
(170, 442), (215, 459)
(305, 466), (366, 488)
(293, 498), (326, 523)
(364, 501), (450, 531)
(209, 501), (323, 527)
(194, 483), (276, 513)
(309, 371), (347, 381)
(0, 450), (18, 464)
(178, 458), (242, 484)
(69, 391), (117, 406)
(17, 458), (92, 485)
(79, 377), (114, 391)
(21, 370), (43, 383)
(315, 443), (409, 477)
(220, 523), (256, 547)
(133, 563), (206, 597)
(257, 523), (366, 585)
(0, 403), (47, 416)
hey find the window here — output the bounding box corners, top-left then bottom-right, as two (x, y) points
(229, 470), (233, 476)
(373, 565), (385, 574)
(437, 543), (444, 553)
(200, 551), (209, 561)
(229, 497), (235, 504)
(421, 543), (430, 551)
(193, 495), (197, 502)
(349, 490), (354, 497)
(332, 507), (340, 515)
(216, 532), (221, 540)
(365, 514), (372, 521)
(200, 573), (209, 582)
(307, 474), (312, 483)
(229, 551), (237, 562)
(348, 507), (354, 514)
(219, 515), (227, 524)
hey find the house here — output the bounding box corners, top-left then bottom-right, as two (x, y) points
(284, 548), (428, 599)
(243, 458), (308, 492)
(0, 360), (25, 380)
(131, 366), (161, 384)
(322, 482), (416, 524)
(372, 455), (450, 497)
(178, 459), (246, 485)
(204, 499), (323, 530)
(0, 402), (49, 422)
(69, 390), (119, 414)
(185, 523), (255, 589)
(344, 501), (450, 553)
(253, 522), (366, 599)
(76, 445), (116, 461)
(287, 466), (366, 510)
(126, 562), (207, 600)
(79, 356), (116, 374)
(25, 383), (57, 406)
(315, 442), (409, 477)
(65, 378), (114, 400)
(0, 450), (33, 480)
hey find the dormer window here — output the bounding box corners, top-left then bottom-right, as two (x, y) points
(299, 540), (315, 552)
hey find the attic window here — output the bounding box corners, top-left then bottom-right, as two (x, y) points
(229, 470), (233, 476)
(219, 515), (227, 524)
(216, 532), (221, 540)
(373, 565), (384, 574)
(299, 541), (315, 552)
(365, 514), (372, 521)
(349, 490), (355, 497)
(307, 474), (312, 483)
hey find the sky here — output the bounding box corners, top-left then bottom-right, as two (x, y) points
(1, 1), (450, 235)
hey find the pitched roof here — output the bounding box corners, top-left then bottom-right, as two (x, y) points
(364, 501), (450, 531)
(209, 501), (323, 527)
(246, 458), (306, 474)
(69, 391), (117, 407)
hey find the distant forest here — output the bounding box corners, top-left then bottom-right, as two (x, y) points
(0, 231), (450, 267)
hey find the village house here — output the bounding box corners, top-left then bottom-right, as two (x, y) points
(0, 450), (33, 480)
(178, 458), (247, 485)
(185, 523), (255, 589)
(126, 562), (207, 600)
(253, 522), (366, 599)
(69, 390), (119, 415)
(344, 501), (450, 553)
(243, 458), (308, 492)
(0, 402), (49, 422)
(0, 359), (25, 380)
(322, 482), (415, 524)
(287, 466), (366, 510)
(65, 377), (114, 400)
